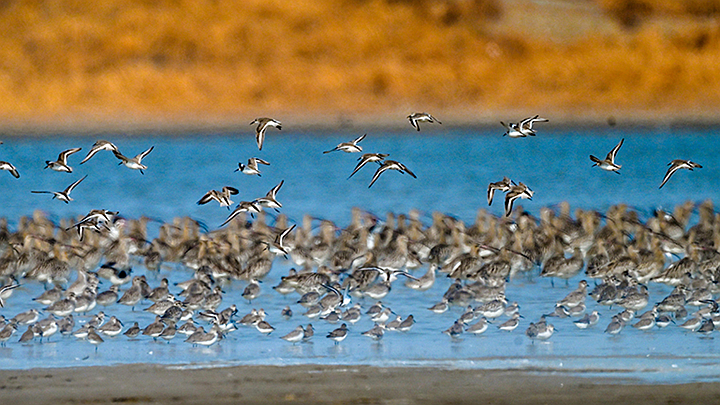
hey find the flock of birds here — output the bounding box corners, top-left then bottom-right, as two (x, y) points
(0, 113), (716, 353)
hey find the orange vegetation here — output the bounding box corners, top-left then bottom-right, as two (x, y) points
(0, 0), (718, 127)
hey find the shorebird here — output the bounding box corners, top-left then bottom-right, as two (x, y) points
(80, 140), (119, 164)
(267, 224), (296, 257)
(368, 160), (416, 188)
(355, 266), (419, 283)
(235, 157), (270, 176)
(31, 175), (87, 203)
(250, 117), (282, 150)
(326, 323), (348, 344)
(504, 182), (534, 216)
(659, 159), (702, 189)
(280, 325), (305, 343)
(501, 115), (548, 138)
(197, 186), (239, 209)
(0, 282), (20, 308)
(348, 153), (388, 179)
(254, 180), (284, 212)
(574, 311), (601, 329)
(45, 147), (82, 172)
(324, 134), (366, 154)
(407, 112), (441, 131)
(0, 161), (19, 178)
(590, 138), (624, 173)
(113, 146), (154, 174)
(220, 201), (262, 226)
(487, 176), (514, 205)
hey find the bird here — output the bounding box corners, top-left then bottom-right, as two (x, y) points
(347, 153), (388, 179)
(31, 175), (87, 204)
(250, 117), (282, 150)
(504, 182), (534, 216)
(80, 140), (119, 164)
(368, 160), (416, 188)
(197, 186), (239, 209)
(487, 176), (514, 205)
(45, 147), (82, 172)
(254, 180), (284, 212)
(280, 325), (305, 343)
(235, 157), (270, 176)
(0, 161), (19, 178)
(324, 134), (366, 154)
(267, 224), (296, 257)
(590, 138), (624, 173)
(326, 323), (348, 344)
(659, 159), (702, 189)
(501, 115), (548, 137)
(113, 146), (154, 174)
(0, 282), (20, 308)
(220, 201), (262, 226)
(407, 112), (441, 131)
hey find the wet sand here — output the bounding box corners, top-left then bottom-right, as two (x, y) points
(0, 364), (718, 405)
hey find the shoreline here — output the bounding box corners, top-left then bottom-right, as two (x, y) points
(0, 363), (718, 404)
(0, 108), (719, 136)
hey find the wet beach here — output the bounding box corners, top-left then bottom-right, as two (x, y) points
(3, 364), (720, 405)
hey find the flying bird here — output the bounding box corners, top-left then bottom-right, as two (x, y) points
(368, 160), (416, 188)
(236, 157), (270, 176)
(113, 146), (154, 174)
(31, 175), (87, 204)
(197, 186), (239, 209)
(501, 115), (548, 138)
(504, 182), (534, 216)
(0, 161), (19, 178)
(254, 180), (284, 212)
(487, 176), (514, 206)
(407, 112), (441, 131)
(250, 118), (282, 151)
(348, 153), (388, 179)
(659, 159), (702, 189)
(324, 134), (366, 154)
(220, 201), (262, 226)
(590, 138), (624, 174)
(45, 147), (82, 172)
(80, 140), (119, 164)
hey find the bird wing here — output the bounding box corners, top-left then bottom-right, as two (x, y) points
(80, 146), (102, 164)
(659, 162), (682, 189)
(353, 133), (367, 144)
(606, 138), (624, 162)
(368, 164), (389, 188)
(136, 146), (155, 161)
(64, 175), (88, 194)
(197, 191), (217, 205)
(267, 180), (284, 198)
(58, 147), (82, 164)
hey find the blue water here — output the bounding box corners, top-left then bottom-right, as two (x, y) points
(1, 126), (719, 383)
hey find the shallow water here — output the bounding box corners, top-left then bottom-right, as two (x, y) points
(1, 127), (719, 383)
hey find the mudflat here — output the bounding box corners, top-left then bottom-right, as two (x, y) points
(0, 364), (718, 405)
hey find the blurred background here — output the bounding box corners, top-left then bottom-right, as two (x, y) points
(0, 0), (718, 130)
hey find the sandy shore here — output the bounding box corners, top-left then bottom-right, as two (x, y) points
(0, 364), (717, 404)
